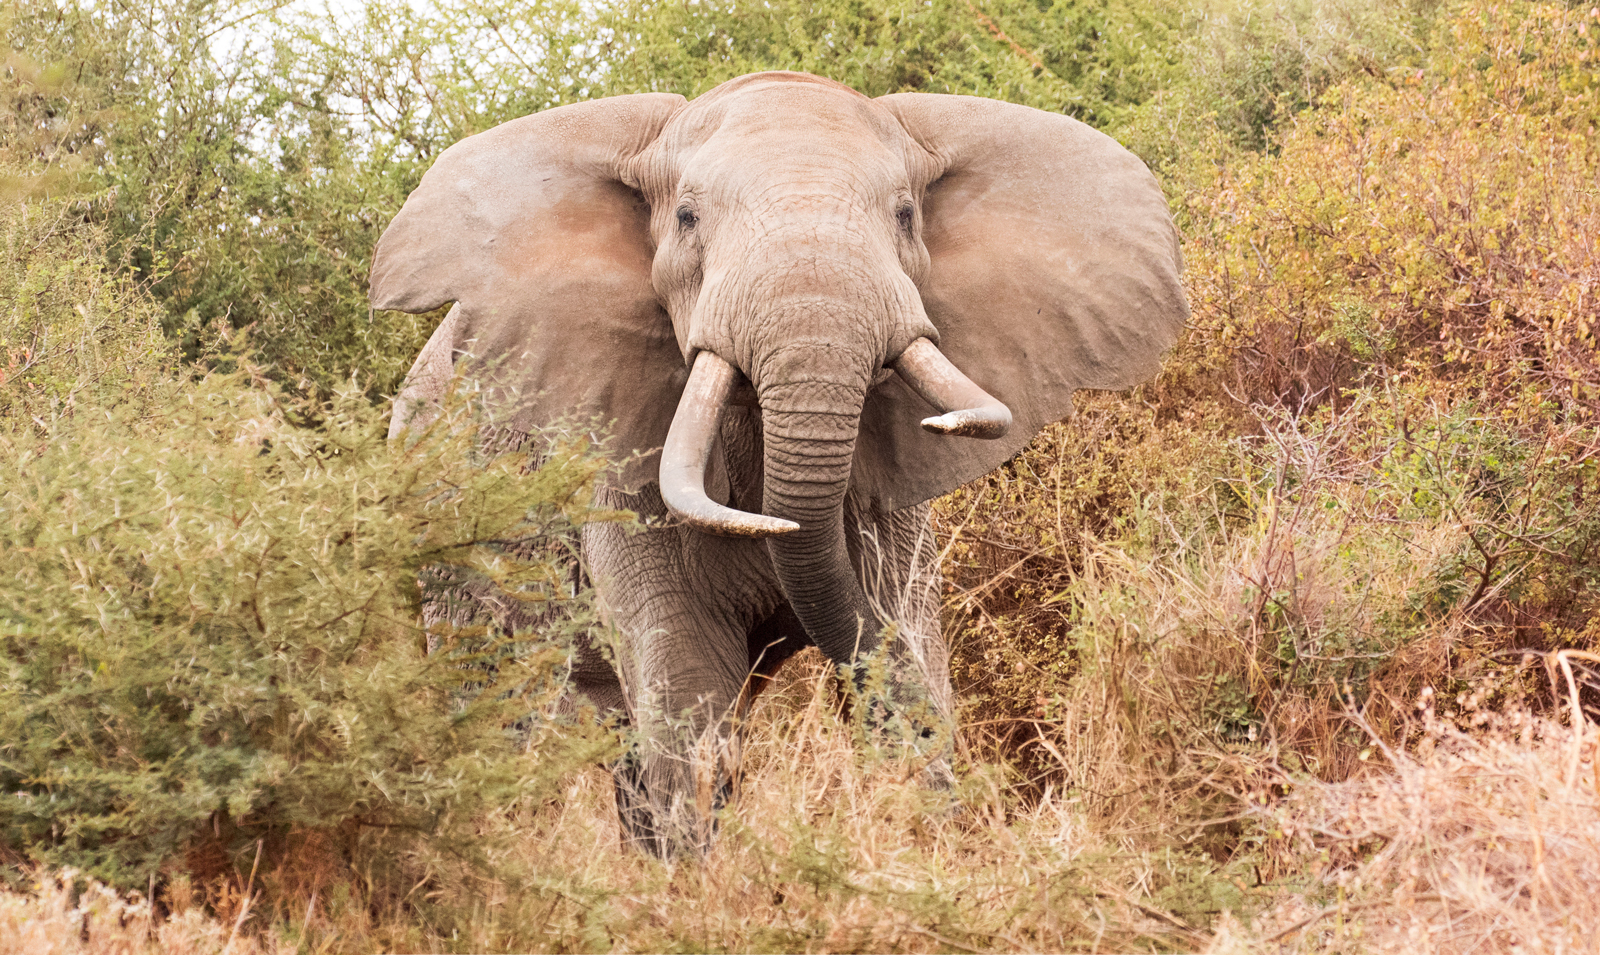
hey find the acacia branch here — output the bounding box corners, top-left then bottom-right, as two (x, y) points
(965, 1), (1044, 72)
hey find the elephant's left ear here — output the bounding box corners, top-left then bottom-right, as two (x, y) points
(855, 93), (1187, 513)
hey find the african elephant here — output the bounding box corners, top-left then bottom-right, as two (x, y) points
(370, 71), (1186, 856)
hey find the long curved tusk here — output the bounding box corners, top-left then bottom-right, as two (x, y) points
(891, 338), (1012, 439)
(660, 350), (800, 538)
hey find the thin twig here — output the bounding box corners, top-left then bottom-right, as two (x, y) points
(1264, 896), (1444, 943)
(963, 0), (1044, 70)
(1554, 650), (1600, 790)
(223, 839), (264, 954)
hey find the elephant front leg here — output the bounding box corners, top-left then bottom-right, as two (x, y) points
(583, 487), (770, 857)
(844, 497), (957, 783)
(627, 641), (751, 856)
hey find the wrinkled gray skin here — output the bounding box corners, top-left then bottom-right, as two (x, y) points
(370, 72), (1187, 856)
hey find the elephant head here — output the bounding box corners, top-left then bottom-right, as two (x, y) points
(371, 72), (1186, 666)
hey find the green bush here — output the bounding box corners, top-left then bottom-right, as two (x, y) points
(4, 0), (437, 394)
(1179, 1), (1599, 409)
(0, 368), (621, 894)
(0, 189), (173, 426)
(594, 0), (1179, 124)
(1121, 0), (1441, 168)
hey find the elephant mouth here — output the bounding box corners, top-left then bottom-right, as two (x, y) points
(658, 339), (1011, 538)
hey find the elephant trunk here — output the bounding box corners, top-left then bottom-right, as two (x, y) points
(757, 372), (880, 664)
(656, 333), (1011, 659)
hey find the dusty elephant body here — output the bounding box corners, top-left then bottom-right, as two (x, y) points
(370, 72), (1187, 855)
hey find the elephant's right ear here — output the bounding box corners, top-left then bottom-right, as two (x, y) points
(371, 93), (688, 488)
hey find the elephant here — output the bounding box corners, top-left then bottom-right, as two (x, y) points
(369, 71), (1187, 856)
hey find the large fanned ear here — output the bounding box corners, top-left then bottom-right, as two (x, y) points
(371, 93), (687, 490)
(853, 93), (1188, 514)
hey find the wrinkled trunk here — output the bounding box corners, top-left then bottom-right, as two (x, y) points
(758, 377), (881, 664)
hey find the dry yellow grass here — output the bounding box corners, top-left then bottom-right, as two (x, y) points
(0, 871), (286, 955)
(1216, 688), (1600, 952)
(5, 654), (1595, 953)
(421, 652), (1209, 953)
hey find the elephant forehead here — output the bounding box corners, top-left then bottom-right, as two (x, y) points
(689, 149), (906, 210)
(662, 78), (912, 168)
(676, 126), (911, 216)
(681, 71), (871, 123)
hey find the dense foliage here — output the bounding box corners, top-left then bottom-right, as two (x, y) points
(942, 0), (1600, 813)
(3, 0), (1598, 949)
(0, 358), (619, 895)
(4, 0), (1436, 393)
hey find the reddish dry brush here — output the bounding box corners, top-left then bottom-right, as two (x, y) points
(934, 398), (1235, 800)
(937, 9), (1600, 869)
(1220, 655), (1600, 953)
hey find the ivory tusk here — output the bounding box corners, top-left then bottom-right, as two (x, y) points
(891, 338), (1012, 439)
(659, 350), (800, 538)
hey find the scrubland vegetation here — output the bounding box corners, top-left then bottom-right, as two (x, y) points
(3, 0), (1598, 951)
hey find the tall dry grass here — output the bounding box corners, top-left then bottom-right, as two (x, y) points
(1215, 657), (1600, 953)
(382, 652), (1218, 952)
(0, 872), (286, 955)
(4, 653), (1595, 953)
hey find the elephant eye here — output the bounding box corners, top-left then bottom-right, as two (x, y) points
(677, 206), (698, 230)
(895, 204), (914, 232)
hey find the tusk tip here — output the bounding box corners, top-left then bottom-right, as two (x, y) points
(920, 411), (1011, 440)
(673, 506), (800, 539)
(711, 514), (800, 539)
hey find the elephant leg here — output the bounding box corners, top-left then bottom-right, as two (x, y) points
(633, 621), (750, 856)
(609, 746), (659, 850)
(584, 484), (780, 856)
(563, 623), (666, 847)
(843, 497), (956, 780)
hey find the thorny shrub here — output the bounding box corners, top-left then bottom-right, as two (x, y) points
(0, 365), (623, 916)
(940, 0), (1600, 821)
(0, 189), (172, 424)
